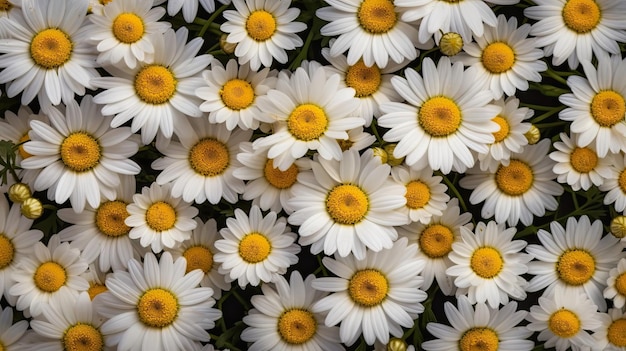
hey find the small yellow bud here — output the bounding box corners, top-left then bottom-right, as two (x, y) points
(21, 197), (43, 219)
(439, 32), (463, 56)
(8, 183), (32, 203)
(220, 34), (237, 54)
(384, 144), (404, 166)
(371, 147), (388, 164)
(524, 124), (540, 145)
(387, 337), (408, 351)
(610, 216), (626, 239)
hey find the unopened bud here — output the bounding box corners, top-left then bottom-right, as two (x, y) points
(439, 32), (463, 56)
(220, 34), (237, 54)
(610, 216), (626, 239)
(21, 197), (43, 219)
(372, 147), (388, 164)
(524, 124), (540, 145)
(387, 337), (408, 351)
(384, 144), (404, 166)
(8, 183), (31, 203)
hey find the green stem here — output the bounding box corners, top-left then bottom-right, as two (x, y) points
(198, 3), (229, 38)
(441, 173), (468, 213)
(543, 68), (568, 85)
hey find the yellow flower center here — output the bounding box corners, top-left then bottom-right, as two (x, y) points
(338, 139), (354, 151)
(481, 42), (515, 74)
(607, 318), (626, 347)
(30, 28), (73, 69)
(326, 184), (369, 225)
(112, 13), (145, 44)
(562, 0), (601, 33)
(134, 65), (177, 105)
(405, 180), (430, 210)
(557, 249), (595, 286)
(145, 201), (177, 232)
(570, 147), (598, 173)
(459, 328), (499, 351)
(239, 233), (271, 263)
(419, 224), (454, 258)
(345, 60), (382, 97)
(491, 116), (510, 143)
(63, 324), (104, 351)
(264, 159), (298, 189)
(95, 201), (130, 237)
(357, 0), (397, 34)
(0, 234), (15, 270)
(87, 283), (108, 300)
(100, 0), (113, 4)
(619, 169), (626, 194)
(221, 79), (255, 110)
(183, 245), (213, 274)
(495, 160), (534, 196)
(470, 247), (503, 279)
(419, 96), (462, 137)
(0, 0), (13, 11)
(548, 309), (581, 338)
(189, 138), (230, 177)
(348, 269), (389, 307)
(614, 272), (626, 296)
(287, 104), (328, 141)
(277, 309), (317, 344)
(60, 132), (101, 173)
(591, 90), (625, 127)
(246, 10), (276, 41)
(18, 133), (33, 159)
(137, 288), (179, 328)
(34, 261), (67, 293)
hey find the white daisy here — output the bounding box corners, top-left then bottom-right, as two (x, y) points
(526, 215), (625, 312)
(214, 205), (300, 288)
(0, 306), (28, 351)
(167, 0), (230, 23)
(96, 251), (221, 351)
(595, 308), (626, 350)
(81, 263), (111, 301)
(92, 27), (211, 144)
(0, 0), (99, 106)
(390, 164), (449, 224)
(220, 0), (306, 70)
(600, 152), (626, 212)
(378, 57), (500, 174)
(422, 296), (533, 351)
(604, 257), (626, 309)
(338, 127), (376, 153)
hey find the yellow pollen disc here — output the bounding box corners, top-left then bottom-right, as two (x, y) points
(220, 79), (255, 110)
(287, 104), (328, 141)
(491, 116), (510, 143)
(459, 328), (499, 351)
(614, 272), (626, 296)
(348, 269), (389, 307)
(562, 0), (601, 33)
(607, 319), (626, 347)
(557, 249), (595, 286)
(100, 0), (113, 4)
(345, 60), (382, 97)
(95, 201), (130, 237)
(481, 42), (515, 74)
(30, 28), (73, 69)
(548, 309), (581, 338)
(87, 283), (108, 300)
(137, 288), (179, 328)
(264, 159), (298, 189)
(470, 247), (504, 279)
(112, 13), (145, 44)
(405, 180), (431, 210)
(419, 224), (454, 258)
(326, 184), (369, 225)
(277, 309), (317, 344)
(60, 132), (101, 173)
(619, 170), (626, 194)
(495, 160), (533, 196)
(0, 234), (15, 269)
(338, 139), (354, 151)
(134, 65), (177, 105)
(357, 0), (397, 34)
(591, 90), (626, 127)
(189, 138), (230, 177)
(570, 147), (598, 173)
(63, 323), (104, 351)
(183, 245), (213, 274)
(419, 96), (462, 137)
(34, 261), (67, 293)
(245, 10), (276, 41)
(145, 201), (177, 232)
(0, 0), (13, 11)
(18, 133), (33, 159)
(239, 232), (271, 263)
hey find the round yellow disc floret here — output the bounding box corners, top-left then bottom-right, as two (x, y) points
(404, 180), (430, 210)
(491, 116), (510, 143)
(608, 318), (626, 347)
(495, 160), (534, 196)
(557, 249), (595, 286)
(0, 234), (14, 269)
(112, 13), (145, 44)
(30, 28), (73, 69)
(63, 323), (104, 351)
(95, 200), (130, 237)
(238, 232), (271, 263)
(345, 60), (382, 97)
(548, 309), (581, 338)
(419, 224), (454, 258)
(134, 65), (177, 104)
(264, 159), (298, 189)
(145, 201), (177, 232)
(183, 245), (213, 274)
(326, 184), (369, 225)
(287, 104), (328, 141)
(277, 309), (317, 344)
(562, 0), (601, 33)
(348, 269), (388, 306)
(60, 132), (101, 173)
(87, 283), (107, 300)
(189, 138), (230, 177)
(591, 90), (626, 127)
(221, 79), (255, 110)
(481, 42), (515, 74)
(246, 10), (276, 41)
(470, 247), (504, 279)
(570, 147), (598, 173)
(34, 261), (67, 293)
(357, 0), (397, 34)
(614, 272), (626, 296)
(137, 288), (179, 328)
(419, 96), (462, 137)
(459, 328), (499, 351)
(0, 0), (13, 11)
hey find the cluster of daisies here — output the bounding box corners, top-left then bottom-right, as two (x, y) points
(1, 0), (626, 350)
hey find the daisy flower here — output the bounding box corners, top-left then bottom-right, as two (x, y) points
(452, 14), (547, 100)
(241, 271), (342, 351)
(288, 149), (408, 260)
(166, 0), (231, 23)
(524, 0), (626, 69)
(125, 182), (198, 254)
(604, 257), (626, 309)
(526, 215), (625, 312)
(600, 152), (626, 212)
(196, 58), (276, 130)
(81, 263), (111, 301)
(252, 65), (364, 171)
(87, 0), (171, 69)
(397, 197), (473, 296)
(220, 0), (306, 70)
(459, 139), (564, 226)
(422, 296), (533, 351)
(339, 127), (376, 152)
(96, 251), (222, 351)
(390, 165), (449, 224)
(595, 308), (626, 350)
(311, 237), (427, 346)
(0, 0), (98, 106)
(92, 27), (211, 144)
(526, 288), (602, 351)
(214, 205), (300, 288)
(378, 57), (501, 174)
(0, 307), (28, 351)
(20, 96), (141, 213)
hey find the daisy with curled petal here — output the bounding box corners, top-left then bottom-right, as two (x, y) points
(220, 0), (306, 71)
(0, 306), (28, 351)
(422, 296), (533, 351)
(526, 215), (625, 312)
(390, 164), (449, 225)
(594, 308), (626, 350)
(92, 27), (211, 144)
(311, 237), (427, 346)
(20, 96), (141, 213)
(214, 205), (300, 288)
(600, 152), (626, 212)
(378, 57), (501, 174)
(604, 257), (626, 309)
(96, 251), (222, 351)
(166, 0), (231, 23)
(241, 271), (342, 351)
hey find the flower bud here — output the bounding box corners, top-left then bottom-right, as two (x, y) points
(439, 32), (463, 56)
(384, 144), (404, 166)
(8, 183), (32, 203)
(387, 337), (408, 351)
(371, 147), (388, 164)
(610, 215), (626, 239)
(21, 197), (43, 220)
(524, 124), (540, 145)
(220, 34), (237, 54)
